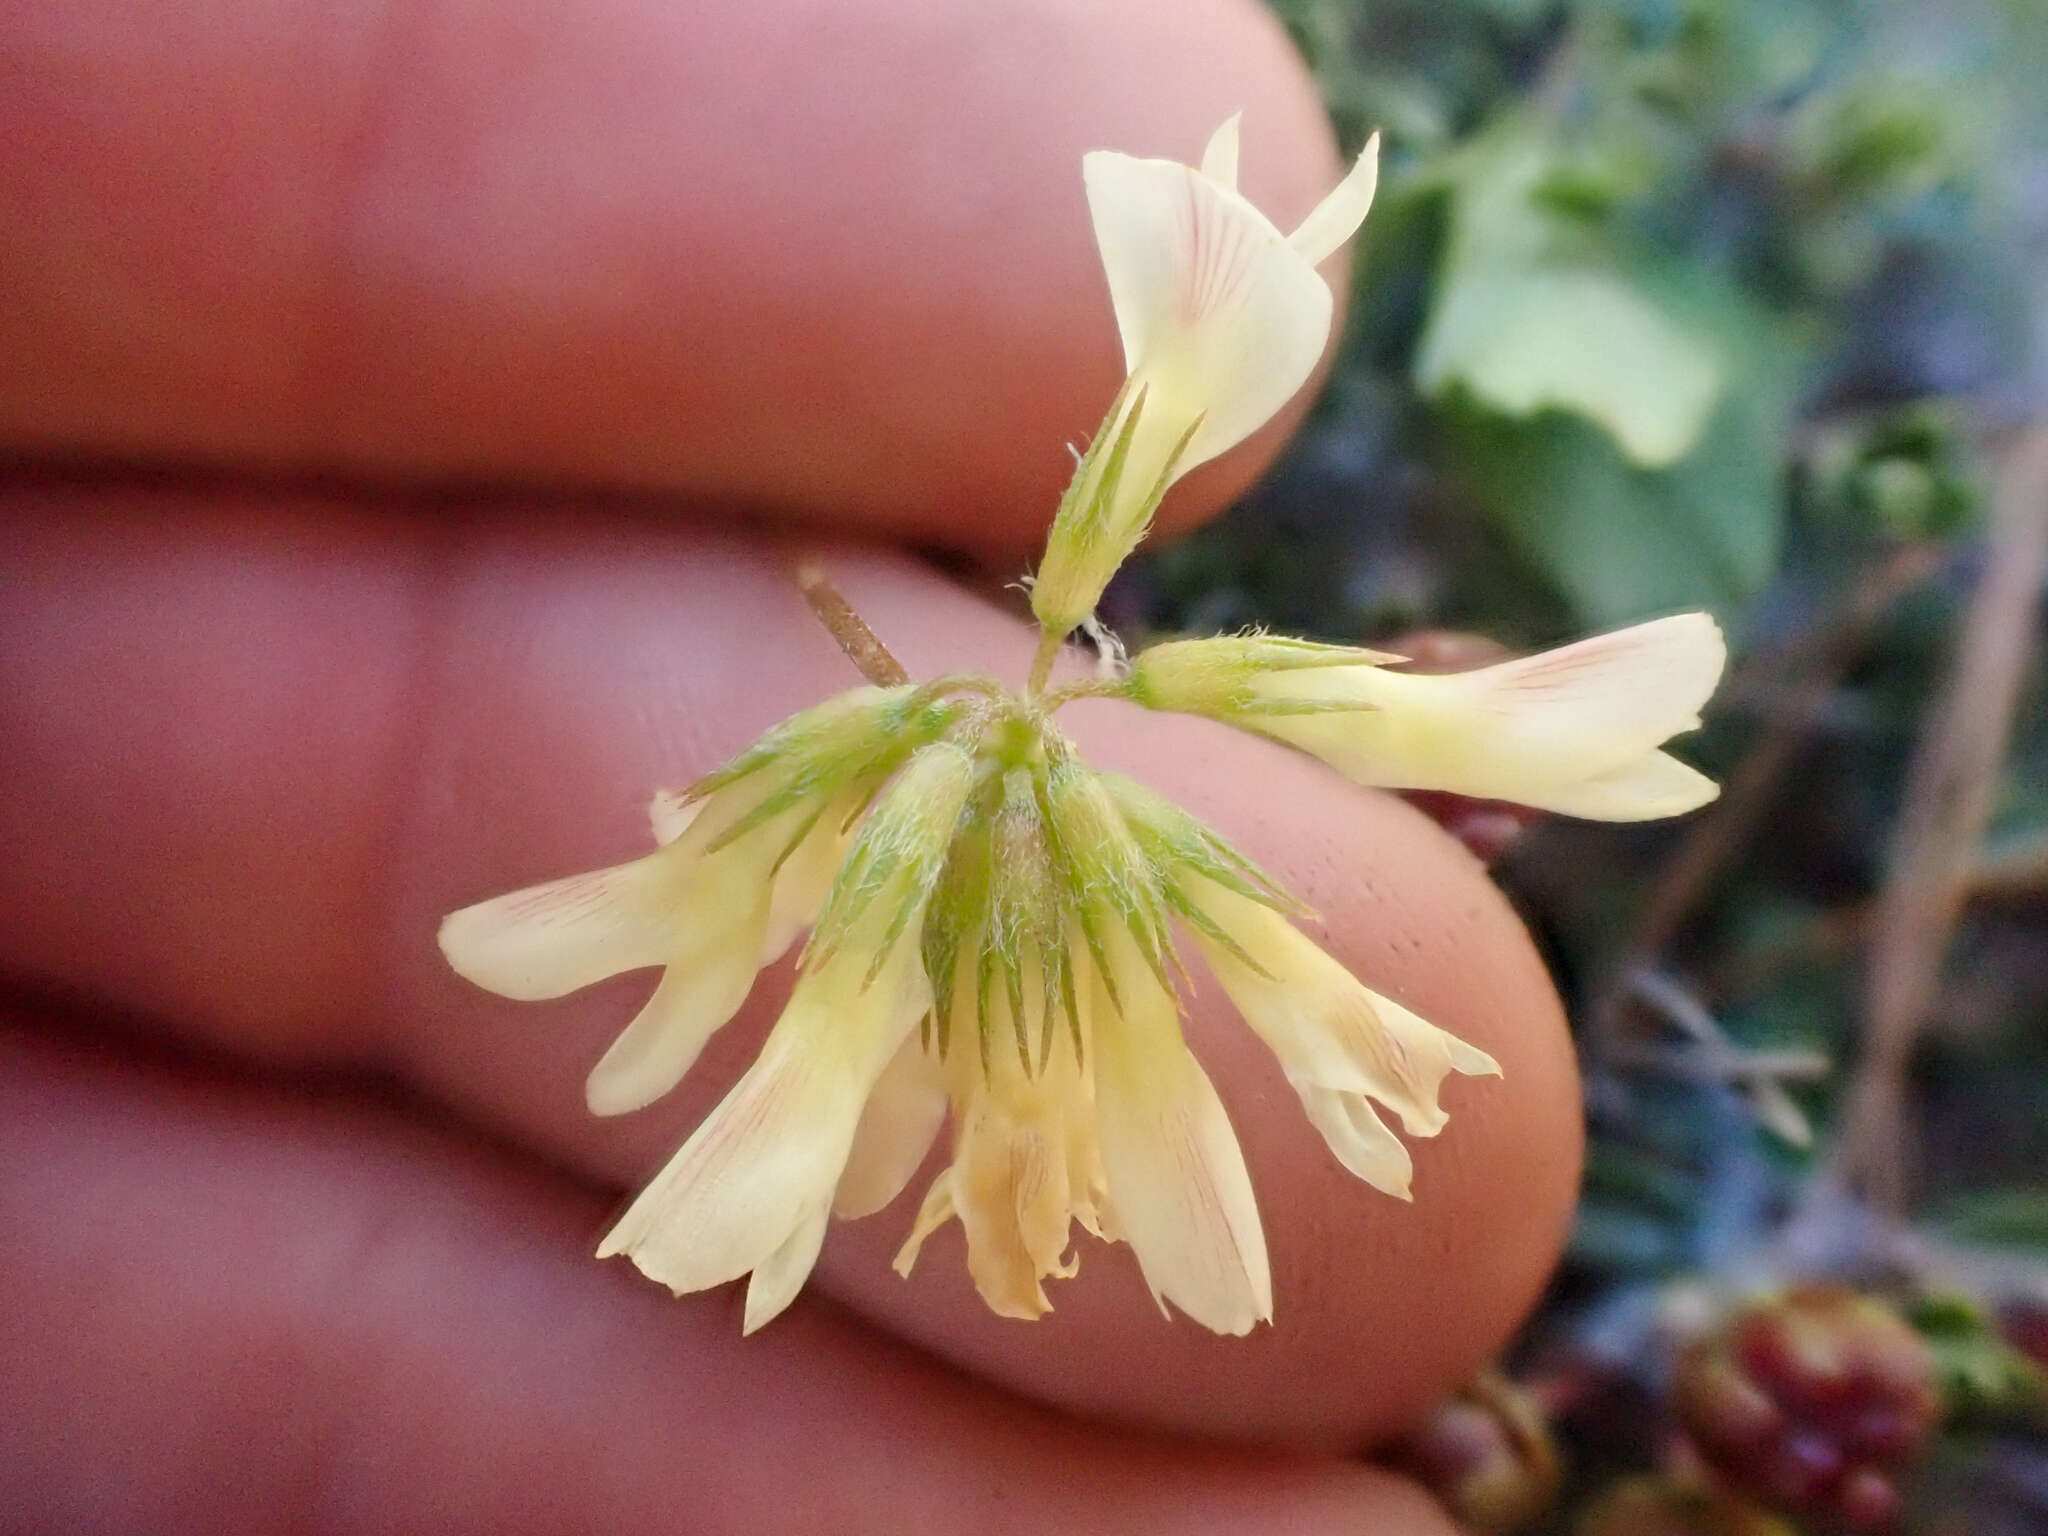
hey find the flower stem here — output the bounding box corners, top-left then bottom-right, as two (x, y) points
(795, 559), (909, 687)
(1026, 629), (1063, 696)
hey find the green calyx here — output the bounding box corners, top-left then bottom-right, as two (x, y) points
(1030, 382), (1204, 642)
(1038, 748), (1174, 1016)
(1122, 633), (1402, 720)
(807, 738), (977, 975)
(1097, 773), (1305, 978)
(921, 759), (1078, 1075)
(687, 684), (961, 857)
(708, 638), (1320, 1088)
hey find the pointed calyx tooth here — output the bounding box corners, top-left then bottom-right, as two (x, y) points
(1030, 382), (1200, 642)
(1039, 750), (1173, 1008)
(1098, 771), (1303, 917)
(979, 765), (1068, 1072)
(921, 714), (1087, 1076)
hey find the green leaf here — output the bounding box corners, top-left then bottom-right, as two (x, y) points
(1428, 287), (1796, 626)
(1417, 126), (1724, 468)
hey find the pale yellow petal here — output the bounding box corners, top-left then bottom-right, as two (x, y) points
(741, 1203), (830, 1334)
(1287, 130), (1380, 266)
(955, 1109), (1062, 1320)
(1198, 112), (1241, 188)
(1353, 986), (1503, 1131)
(950, 1068), (1090, 1319)
(647, 789), (700, 846)
(1187, 879), (1497, 1148)
(583, 802), (862, 1115)
(903, 941), (1101, 1318)
(1082, 149), (1334, 475)
(1253, 612), (1725, 804)
(758, 796), (860, 965)
(892, 1170), (957, 1276)
(1447, 611), (1724, 757)
(596, 932), (930, 1297)
(443, 770), (817, 1007)
(592, 788), (874, 1115)
(1090, 935), (1270, 1334)
(1301, 1085), (1413, 1199)
(1516, 748), (1721, 821)
(438, 855), (674, 1001)
(834, 1032), (948, 1219)
(1060, 1073), (1114, 1243)
(583, 917), (770, 1116)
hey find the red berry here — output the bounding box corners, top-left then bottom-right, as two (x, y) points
(1763, 1427), (1842, 1505)
(1845, 1404), (1914, 1459)
(1675, 1350), (1784, 1449)
(2000, 1298), (2048, 1369)
(1674, 1288), (1940, 1528)
(1398, 790), (1539, 863)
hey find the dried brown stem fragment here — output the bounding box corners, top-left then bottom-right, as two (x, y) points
(795, 558), (910, 687)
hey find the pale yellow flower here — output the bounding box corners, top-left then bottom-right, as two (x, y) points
(1031, 117), (1382, 643)
(1128, 613), (1727, 820)
(438, 116), (1728, 1337)
(1181, 877), (1501, 1199)
(594, 738), (974, 1332)
(441, 686), (953, 1118)
(892, 939), (1112, 1320)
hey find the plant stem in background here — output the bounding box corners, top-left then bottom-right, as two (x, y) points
(1837, 426), (2048, 1214)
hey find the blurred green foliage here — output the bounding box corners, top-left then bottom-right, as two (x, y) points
(1119, 5), (2048, 1526)
(1911, 1293), (2047, 1422)
(1123, 0), (2043, 638)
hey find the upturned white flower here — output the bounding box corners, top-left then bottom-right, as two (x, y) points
(1031, 117), (1382, 645)
(439, 116), (1728, 1337)
(1128, 613), (1727, 821)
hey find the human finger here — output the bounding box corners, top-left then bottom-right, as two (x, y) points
(0, 483), (1582, 1448)
(0, 1019), (1462, 1535)
(0, 0), (1340, 552)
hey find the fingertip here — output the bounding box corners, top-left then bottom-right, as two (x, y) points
(0, 0), (1340, 553)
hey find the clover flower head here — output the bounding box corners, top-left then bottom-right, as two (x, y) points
(440, 119), (1728, 1334)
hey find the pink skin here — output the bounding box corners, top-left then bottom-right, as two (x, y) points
(0, 0), (1582, 1529)
(0, 0), (1333, 550)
